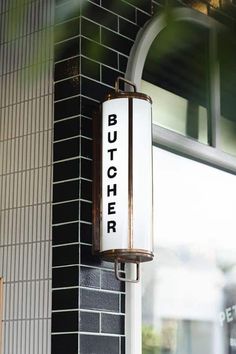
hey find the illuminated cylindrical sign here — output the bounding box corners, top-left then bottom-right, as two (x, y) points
(93, 78), (153, 282)
(93, 77), (154, 281)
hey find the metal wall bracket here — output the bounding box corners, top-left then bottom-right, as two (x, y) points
(115, 259), (140, 283)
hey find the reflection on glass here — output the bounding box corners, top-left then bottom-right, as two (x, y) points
(142, 147), (236, 354)
(141, 80), (208, 144)
(219, 30), (236, 156)
(142, 21), (209, 144)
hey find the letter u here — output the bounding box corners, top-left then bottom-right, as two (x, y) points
(108, 131), (117, 143)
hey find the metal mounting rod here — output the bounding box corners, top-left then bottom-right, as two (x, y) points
(115, 259), (140, 283)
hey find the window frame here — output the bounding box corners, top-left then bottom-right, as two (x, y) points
(125, 7), (236, 354)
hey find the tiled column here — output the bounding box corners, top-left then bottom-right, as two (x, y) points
(51, 1), (153, 353)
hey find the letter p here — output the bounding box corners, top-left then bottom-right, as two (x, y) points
(219, 311), (226, 326)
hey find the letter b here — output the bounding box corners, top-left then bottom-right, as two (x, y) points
(108, 114), (117, 126)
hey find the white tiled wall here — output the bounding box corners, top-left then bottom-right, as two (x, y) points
(0, 1), (54, 353)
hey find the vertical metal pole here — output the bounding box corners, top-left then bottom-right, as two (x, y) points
(208, 28), (221, 148)
(126, 264), (142, 354)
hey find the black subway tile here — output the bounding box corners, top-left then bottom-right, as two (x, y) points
(81, 158), (92, 180)
(80, 266), (100, 288)
(101, 0), (136, 22)
(54, 18), (79, 43)
(119, 17), (139, 40)
(53, 159), (80, 182)
(81, 137), (92, 159)
(52, 311), (79, 332)
(53, 201), (79, 224)
(81, 37), (118, 69)
(119, 54), (128, 73)
(52, 266), (79, 288)
(80, 244), (113, 269)
(52, 288), (78, 310)
(54, 117), (80, 141)
(80, 289), (119, 312)
(55, 57), (79, 81)
(101, 27), (133, 56)
(52, 334), (78, 354)
(81, 57), (100, 81)
(53, 180), (79, 203)
(80, 179), (92, 200)
(55, 1), (79, 24)
(81, 117), (92, 138)
(137, 9), (151, 27)
(80, 311), (100, 332)
(82, 2), (118, 31)
(53, 244), (79, 266)
(102, 66), (123, 87)
(121, 337), (125, 354)
(81, 17), (100, 42)
(125, 0), (152, 13)
(55, 37), (79, 62)
(101, 270), (125, 292)
(55, 77), (80, 101)
(80, 334), (119, 354)
(80, 222), (92, 244)
(53, 222), (79, 245)
(55, 96), (80, 121)
(81, 77), (111, 101)
(81, 97), (99, 118)
(121, 294), (125, 314)
(101, 313), (125, 335)
(81, 245), (101, 267)
(53, 137), (79, 161)
(80, 201), (92, 222)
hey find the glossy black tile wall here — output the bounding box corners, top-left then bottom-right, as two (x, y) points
(53, 137), (80, 161)
(52, 201), (79, 224)
(52, 266), (79, 288)
(52, 311), (79, 332)
(52, 334), (78, 354)
(52, 244), (79, 266)
(54, 118), (80, 141)
(80, 335), (119, 354)
(80, 266), (100, 288)
(55, 57), (79, 81)
(53, 159), (80, 182)
(55, 97), (80, 121)
(52, 288), (78, 310)
(81, 2), (118, 30)
(52, 222), (79, 245)
(81, 37), (118, 69)
(53, 180), (79, 203)
(101, 0), (136, 22)
(55, 37), (79, 61)
(52, 1), (152, 353)
(80, 289), (119, 312)
(101, 313), (125, 335)
(80, 311), (100, 332)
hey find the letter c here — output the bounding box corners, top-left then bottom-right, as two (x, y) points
(107, 166), (117, 178)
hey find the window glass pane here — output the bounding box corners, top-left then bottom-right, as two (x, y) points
(142, 21), (209, 144)
(142, 147), (236, 354)
(219, 30), (236, 156)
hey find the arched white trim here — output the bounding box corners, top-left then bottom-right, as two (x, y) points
(125, 7), (236, 174)
(126, 7), (223, 90)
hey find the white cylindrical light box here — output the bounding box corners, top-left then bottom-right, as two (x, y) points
(99, 78), (154, 265)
